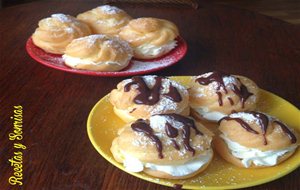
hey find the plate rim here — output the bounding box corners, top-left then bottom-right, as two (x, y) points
(25, 36), (187, 77)
(87, 76), (300, 189)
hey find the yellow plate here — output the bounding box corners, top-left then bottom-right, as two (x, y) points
(87, 76), (300, 189)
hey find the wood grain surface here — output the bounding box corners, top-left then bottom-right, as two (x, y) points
(0, 1), (299, 189)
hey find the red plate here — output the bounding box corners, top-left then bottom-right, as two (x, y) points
(26, 36), (187, 77)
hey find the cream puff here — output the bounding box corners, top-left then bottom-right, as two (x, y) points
(32, 13), (91, 54)
(215, 111), (299, 168)
(111, 114), (213, 179)
(109, 75), (190, 122)
(77, 5), (132, 36)
(62, 34), (133, 71)
(188, 71), (259, 122)
(119, 17), (179, 59)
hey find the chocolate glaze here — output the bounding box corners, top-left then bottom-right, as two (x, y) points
(196, 71), (228, 106)
(249, 112), (269, 145)
(165, 122), (181, 150)
(131, 114), (203, 159)
(160, 113), (203, 156)
(129, 108), (136, 113)
(219, 117), (259, 135)
(220, 112), (297, 145)
(228, 97), (234, 105)
(196, 71), (228, 93)
(172, 139), (180, 150)
(131, 119), (163, 159)
(195, 71), (253, 108)
(160, 113), (203, 136)
(164, 84), (182, 102)
(124, 76), (162, 105)
(232, 83), (253, 108)
(124, 76), (182, 105)
(165, 122), (179, 138)
(217, 92), (223, 106)
(274, 120), (297, 144)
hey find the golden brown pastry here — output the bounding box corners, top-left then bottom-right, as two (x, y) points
(214, 111), (299, 168)
(188, 71), (259, 122)
(111, 114), (213, 179)
(62, 34), (133, 71)
(109, 75), (190, 122)
(32, 13), (91, 54)
(119, 17), (179, 59)
(77, 5), (132, 36)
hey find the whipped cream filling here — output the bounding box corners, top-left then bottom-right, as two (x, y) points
(123, 149), (213, 177)
(62, 54), (127, 68)
(220, 134), (298, 168)
(192, 107), (226, 121)
(135, 40), (177, 58)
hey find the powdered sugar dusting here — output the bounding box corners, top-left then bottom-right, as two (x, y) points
(197, 72), (240, 92)
(223, 75), (239, 86)
(98, 5), (123, 14)
(129, 55), (176, 72)
(51, 13), (73, 23)
(65, 27), (74, 33)
(71, 35), (133, 55)
(229, 112), (265, 126)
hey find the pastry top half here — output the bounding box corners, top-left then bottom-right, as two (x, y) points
(119, 17), (179, 59)
(109, 75), (190, 122)
(111, 114), (213, 179)
(63, 34), (133, 71)
(215, 111), (299, 168)
(77, 5), (132, 35)
(189, 71), (259, 121)
(32, 13), (92, 54)
(218, 111), (299, 151)
(111, 114), (213, 164)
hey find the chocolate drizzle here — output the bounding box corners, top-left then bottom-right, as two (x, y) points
(219, 117), (259, 135)
(124, 76), (182, 105)
(131, 114), (203, 159)
(160, 113), (203, 156)
(232, 83), (253, 108)
(165, 122), (179, 138)
(220, 111), (297, 145)
(195, 71), (253, 108)
(164, 85), (182, 102)
(124, 76), (162, 105)
(217, 92), (223, 106)
(274, 121), (297, 144)
(131, 119), (163, 159)
(228, 97), (234, 105)
(165, 122), (180, 150)
(196, 72), (228, 106)
(160, 113), (203, 136)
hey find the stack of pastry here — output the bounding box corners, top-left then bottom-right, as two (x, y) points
(107, 72), (299, 180)
(31, 5), (180, 72)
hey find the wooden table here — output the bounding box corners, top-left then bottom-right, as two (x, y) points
(1, 1), (299, 189)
